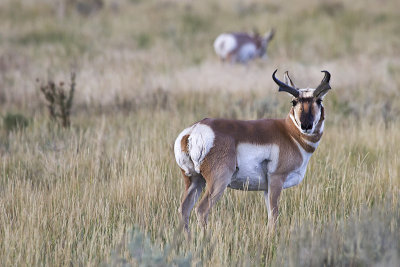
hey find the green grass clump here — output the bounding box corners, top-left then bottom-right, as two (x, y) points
(2, 113), (29, 132)
(109, 227), (192, 266)
(136, 33), (152, 49)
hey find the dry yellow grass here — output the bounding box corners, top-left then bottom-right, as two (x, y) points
(1, 0), (400, 266)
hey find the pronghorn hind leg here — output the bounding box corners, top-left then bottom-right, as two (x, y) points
(179, 172), (205, 232)
(195, 169), (233, 228)
(195, 137), (236, 228)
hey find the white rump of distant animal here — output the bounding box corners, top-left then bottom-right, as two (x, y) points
(213, 29), (275, 63)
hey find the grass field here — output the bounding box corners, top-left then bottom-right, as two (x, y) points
(1, 0), (400, 266)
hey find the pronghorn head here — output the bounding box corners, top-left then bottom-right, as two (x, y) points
(272, 69), (331, 134)
(251, 28), (275, 58)
(258, 29), (275, 58)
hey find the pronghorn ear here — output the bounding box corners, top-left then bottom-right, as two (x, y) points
(263, 28), (275, 43)
(284, 71), (296, 88)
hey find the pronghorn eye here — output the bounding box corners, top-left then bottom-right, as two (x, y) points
(316, 99), (322, 106)
(291, 100), (298, 106)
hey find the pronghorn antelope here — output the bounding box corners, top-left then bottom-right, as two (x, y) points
(213, 29), (275, 63)
(174, 70), (331, 231)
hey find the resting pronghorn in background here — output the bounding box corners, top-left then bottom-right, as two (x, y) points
(213, 29), (275, 63)
(174, 70), (331, 231)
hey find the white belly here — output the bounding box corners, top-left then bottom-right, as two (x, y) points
(282, 169), (306, 189)
(237, 43), (257, 62)
(229, 143), (279, 191)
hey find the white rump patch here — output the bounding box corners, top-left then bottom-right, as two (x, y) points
(230, 143), (279, 191)
(214, 34), (237, 59)
(188, 124), (215, 173)
(174, 125), (196, 175)
(174, 124), (215, 175)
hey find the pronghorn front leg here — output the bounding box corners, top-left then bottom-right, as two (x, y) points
(264, 174), (284, 231)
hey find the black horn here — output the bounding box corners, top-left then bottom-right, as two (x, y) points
(314, 70), (331, 97)
(272, 69), (299, 97)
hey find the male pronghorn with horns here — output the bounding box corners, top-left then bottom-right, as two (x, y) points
(174, 70), (331, 231)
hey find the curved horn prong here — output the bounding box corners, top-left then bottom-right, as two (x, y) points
(284, 71), (296, 88)
(272, 69), (299, 97)
(314, 70), (331, 97)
